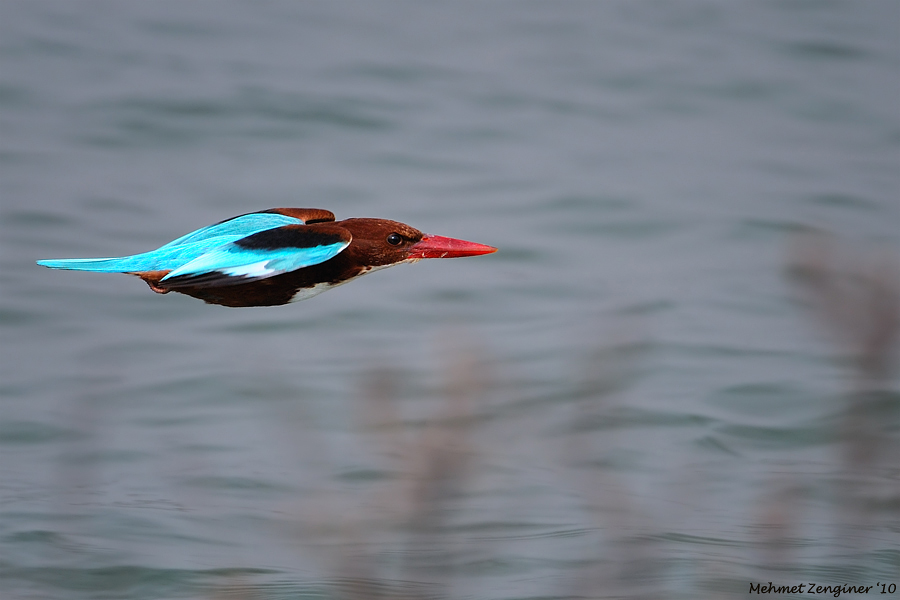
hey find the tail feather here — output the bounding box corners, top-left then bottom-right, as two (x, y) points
(36, 255), (157, 273)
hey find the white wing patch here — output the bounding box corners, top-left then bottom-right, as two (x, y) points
(219, 261), (282, 278)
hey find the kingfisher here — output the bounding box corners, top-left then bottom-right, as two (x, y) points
(37, 208), (497, 307)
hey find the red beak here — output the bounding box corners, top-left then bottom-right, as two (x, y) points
(407, 235), (497, 259)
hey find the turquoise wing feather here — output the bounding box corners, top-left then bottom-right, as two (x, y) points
(154, 212), (305, 250)
(36, 212), (349, 283)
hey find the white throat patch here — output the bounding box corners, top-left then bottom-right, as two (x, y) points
(288, 260), (414, 303)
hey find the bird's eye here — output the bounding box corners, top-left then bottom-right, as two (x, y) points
(386, 233), (403, 246)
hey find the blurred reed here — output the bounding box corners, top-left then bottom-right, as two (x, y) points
(787, 231), (899, 383)
(784, 231), (900, 556)
(321, 337), (487, 600)
(560, 329), (668, 600)
(740, 233), (900, 589)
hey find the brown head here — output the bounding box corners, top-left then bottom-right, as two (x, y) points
(335, 218), (497, 268)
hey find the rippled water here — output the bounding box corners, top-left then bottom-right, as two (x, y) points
(2, 2), (899, 599)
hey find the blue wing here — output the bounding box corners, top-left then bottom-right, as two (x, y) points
(159, 225), (351, 287)
(37, 211), (350, 285)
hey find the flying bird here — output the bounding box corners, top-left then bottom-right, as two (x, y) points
(37, 208), (497, 307)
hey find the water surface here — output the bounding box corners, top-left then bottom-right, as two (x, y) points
(1, 2), (898, 598)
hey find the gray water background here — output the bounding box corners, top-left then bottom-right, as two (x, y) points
(1, 2), (899, 598)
